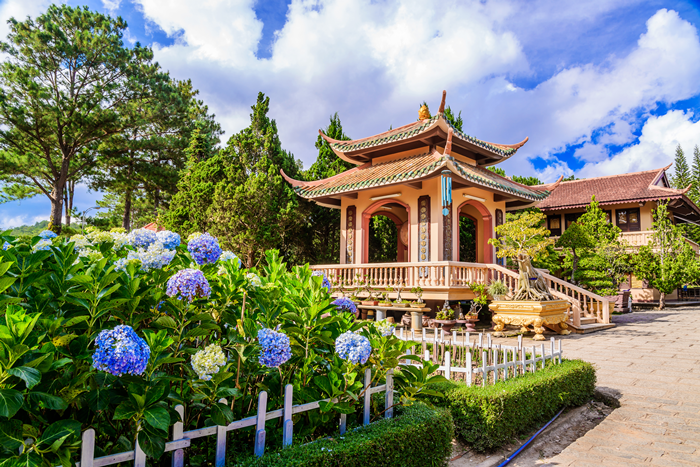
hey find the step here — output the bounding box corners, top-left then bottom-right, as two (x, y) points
(567, 321), (616, 334)
(579, 317), (597, 325)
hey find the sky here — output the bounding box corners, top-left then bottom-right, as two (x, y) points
(1, 0), (700, 228)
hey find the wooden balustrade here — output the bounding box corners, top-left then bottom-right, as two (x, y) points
(311, 261), (610, 325)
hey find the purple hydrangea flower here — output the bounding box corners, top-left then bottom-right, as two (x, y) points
(187, 233), (222, 265)
(312, 271), (331, 293)
(156, 230), (181, 250)
(128, 228), (158, 249)
(258, 328), (292, 368)
(335, 331), (371, 365)
(332, 297), (357, 315)
(38, 230), (57, 239)
(166, 268), (212, 302)
(92, 325), (150, 376)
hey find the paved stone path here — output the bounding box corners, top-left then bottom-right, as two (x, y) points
(498, 306), (700, 466)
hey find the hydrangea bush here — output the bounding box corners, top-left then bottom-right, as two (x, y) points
(0, 228), (435, 466)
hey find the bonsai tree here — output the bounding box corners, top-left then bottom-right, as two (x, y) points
(488, 211), (556, 301)
(555, 222), (594, 285)
(487, 279), (509, 299)
(410, 286), (424, 303)
(633, 202), (699, 309)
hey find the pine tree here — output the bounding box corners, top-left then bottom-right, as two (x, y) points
(690, 145), (700, 203)
(443, 106), (463, 132)
(672, 144), (691, 189)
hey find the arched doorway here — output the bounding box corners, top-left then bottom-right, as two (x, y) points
(362, 199), (410, 263)
(459, 214), (477, 262)
(456, 200), (493, 263)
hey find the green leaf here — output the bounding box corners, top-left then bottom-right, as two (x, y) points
(14, 451), (42, 467)
(68, 275), (93, 284)
(7, 366), (41, 389)
(0, 389), (23, 417)
(28, 392), (68, 410)
(0, 276), (16, 294)
(137, 431), (165, 459)
(37, 419), (81, 449)
(313, 375), (334, 396)
(0, 420), (23, 451)
(154, 316), (177, 328)
(317, 400), (334, 413)
(210, 402), (234, 426)
(143, 406), (170, 432)
(113, 401), (137, 420)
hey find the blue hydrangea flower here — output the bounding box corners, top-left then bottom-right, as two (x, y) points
(129, 242), (176, 272)
(3, 241), (11, 250)
(258, 328), (292, 368)
(375, 319), (395, 337)
(128, 228), (158, 249)
(335, 331), (371, 365)
(32, 239), (52, 253)
(166, 268), (212, 302)
(332, 297), (357, 315)
(311, 271), (332, 293)
(38, 230), (57, 239)
(92, 325), (150, 376)
(156, 230), (181, 250)
(219, 250), (242, 268)
(187, 233), (222, 265)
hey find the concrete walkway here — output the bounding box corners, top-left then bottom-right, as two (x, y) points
(503, 306), (700, 466)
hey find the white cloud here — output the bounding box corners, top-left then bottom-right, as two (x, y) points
(577, 110), (700, 178)
(101, 0), (121, 12)
(0, 215), (27, 229)
(0, 0), (53, 41)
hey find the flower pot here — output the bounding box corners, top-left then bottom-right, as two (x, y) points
(410, 302), (425, 309)
(492, 295), (505, 301)
(378, 302), (393, 307)
(456, 317), (478, 332)
(410, 311), (423, 331)
(360, 309), (368, 320)
(361, 301), (378, 306)
(434, 319), (457, 333)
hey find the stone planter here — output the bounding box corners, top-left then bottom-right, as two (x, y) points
(378, 302), (393, 307)
(604, 296), (617, 316)
(410, 302), (425, 308)
(361, 300), (378, 306)
(433, 319), (457, 333)
(457, 316), (479, 332)
(489, 300), (571, 341)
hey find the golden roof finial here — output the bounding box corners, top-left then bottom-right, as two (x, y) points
(418, 102), (431, 120)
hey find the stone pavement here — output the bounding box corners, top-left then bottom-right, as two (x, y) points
(493, 306), (700, 466)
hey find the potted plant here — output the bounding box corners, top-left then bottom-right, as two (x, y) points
(379, 287), (393, 307)
(488, 279), (509, 301)
(410, 286), (424, 308)
(434, 303), (457, 333)
(360, 275), (378, 306)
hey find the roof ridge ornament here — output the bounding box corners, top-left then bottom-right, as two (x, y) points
(444, 127), (454, 156)
(438, 90), (446, 115)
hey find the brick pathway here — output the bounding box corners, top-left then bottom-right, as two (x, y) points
(503, 306), (700, 466)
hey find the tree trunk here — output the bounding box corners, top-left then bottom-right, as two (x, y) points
(123, 188), (132, 231)
(514, 254), (555, 301)
(659, 291), (666, 310)
(49, 186), (64, 234)
(64, 181), (75, 226)
(571, 249), (578, 284)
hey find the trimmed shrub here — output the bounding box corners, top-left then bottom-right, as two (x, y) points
(233, 403), (454, 467)
(432, 359), (595, 452)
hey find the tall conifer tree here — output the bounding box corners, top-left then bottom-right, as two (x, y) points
(690, 145), (700, 203)
(672, 144), (691, 189)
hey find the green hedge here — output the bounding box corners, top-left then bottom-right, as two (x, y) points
(432, 359), (595, 452)
(233, 403), (454, 467)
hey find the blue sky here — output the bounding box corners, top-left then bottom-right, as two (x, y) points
(1, 0), (700, 228)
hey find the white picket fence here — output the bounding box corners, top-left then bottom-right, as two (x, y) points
(77, 368), (393, 467)
(397, 329), (563, 387)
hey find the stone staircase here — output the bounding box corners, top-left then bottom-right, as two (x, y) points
(568, 315), (616, 333)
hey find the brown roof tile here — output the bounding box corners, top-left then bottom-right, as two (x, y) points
(535, 166), (688, 210)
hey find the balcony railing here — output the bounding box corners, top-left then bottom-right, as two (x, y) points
(551, 230), (699, 253)
(310, 261), (610, 325)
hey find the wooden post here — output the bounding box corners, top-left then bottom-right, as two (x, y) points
(558, 339), (562, 364)
(466, 349), (472, 386)
(134, 436), (146, 467)
(80, 429), (95, 467)
(363, 368), (372, 425)
(479, 332), (483, 349)
(487, 333), (492, 349)
(340, 413), (347, 435)
(482, 350), (487, 387)
(385, 369), (394, 419)
(550, 338), (555, 365)
(283, 384), (293, 446)
(518, 335), (523, 375)
(445, 351), (451, 380)
(216, 398), (227, 467)
(502, 346), (508, 382)
(254, 392), (267, 457)
(493, 348), (499, 382)
(531, 346), (536, 373)
(541, 344), (546, 370)
(172, 405), (185, 467)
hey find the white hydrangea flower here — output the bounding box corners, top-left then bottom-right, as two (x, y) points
(110, 231), (129, 250)
(32, 239), (52, 253)
(87, 229), (113, 244)
(191, 344), (227, 381)
(70, 234), (92, 251)
(186, 232), (203, 242)
(246, 273), (262, 288)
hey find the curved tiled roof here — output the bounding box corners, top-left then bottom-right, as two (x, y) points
(282, 150), (550, 202)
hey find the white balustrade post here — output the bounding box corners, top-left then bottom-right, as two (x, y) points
(385, 370), (394, 419)
(466, 349), (472, 387)
(216, 398), (227, 467)
(531, 346), (536, 373)
(493, 348), (499, 382)
(541, 344), (546, 370)
(487, 333), (492, 349)
(363, 368), (372, 425)
(283, 384), (294, 446)
(254, 392), (268, 457)
(558, 339), (562, 364)
(502, 346), (508, 382)
(550, 338), (555, 365)
(80, 429), (95, 467)
(452, 330), (457, 344)
(482, 350), (487, 387)
(172, 405), (185, 467)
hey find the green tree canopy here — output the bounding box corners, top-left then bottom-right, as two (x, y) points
(0, 5), (173, 233)
(633, 201), (698, 309)
(555, 222), (594, 284)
